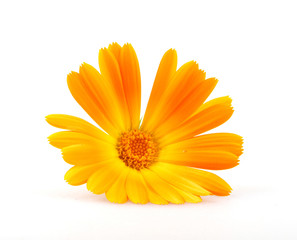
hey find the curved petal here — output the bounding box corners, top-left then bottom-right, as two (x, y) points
(62, 143), (118, 166)
(108, 42), (121, 62)
(67, 71), (119, 137)
(87, 160), (126, 195)
(158, 148), (239, 170)
(105, 166), (130, 204)
(45, 114), (114, 143)
(159, 97), (234, 147)
(153, 78), (218, 138)
(48, 131), (115, 149)
(79, 63), (127, 132)
(141, 168), (185, 204)
(119, 44), (141, 129)
(193, 95), (232, 116)
(142, 61), (205, 133)
(142, 49), (177, 130)
(171, 186), (202, 203)
(126, 169), (149, 204)
(156, 163), (232, 196)
(64, 162), (108, 186)
(149, 163), (210, 196)
(99, 47), (131, 130)
(141, 177), (168, 205)
(163, 133), (243, 157)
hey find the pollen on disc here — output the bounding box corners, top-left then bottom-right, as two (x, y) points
(117, 129), (158, 170)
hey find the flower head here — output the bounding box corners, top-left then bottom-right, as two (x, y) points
(46, 42), (243, 204)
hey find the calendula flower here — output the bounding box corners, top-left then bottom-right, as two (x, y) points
(46, 42), (243, 204)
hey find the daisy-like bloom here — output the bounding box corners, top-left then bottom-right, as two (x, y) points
(46, 43), (243, 204)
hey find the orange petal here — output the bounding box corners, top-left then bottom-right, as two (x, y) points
(159, 96), (234, 146)
(108, 42), (121, 62)
(142, 49), (177, 130)
(158, 149), (239, 170)
(119, 44), (141, 129)
(142, 61), (204, 133)
(153, 78), (218, 138)
(99, 47), (131, 130)
(163, 133), (243, 157)
(79, 63), (127, 132)
(194, 95), (232, 115)
(67, 71), (118, 137)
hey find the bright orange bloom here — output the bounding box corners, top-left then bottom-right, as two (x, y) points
(46, 43), (243, 204)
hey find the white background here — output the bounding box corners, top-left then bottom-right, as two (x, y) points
(1, 0), (296, 239)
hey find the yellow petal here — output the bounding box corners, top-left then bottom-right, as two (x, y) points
(64, 162), (107, 186)
(158, 163), (232, 196)
(150, 162), (210, 196)
(141, 179), (168, 205)
(87, 159), (126, 195)
(105, 166), (130, 204)
(48, 131), (114, 149)
(126, 169), (149, 204)
(62, 144), (117, 166)
(141, 168), (184, 204)
(45, 114), (114, 143)
(171, 186), (202, 203)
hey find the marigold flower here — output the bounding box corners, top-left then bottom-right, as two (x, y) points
(46, 42), (243, 204)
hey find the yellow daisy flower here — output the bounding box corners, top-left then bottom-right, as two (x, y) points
(46, 42), (243, 204)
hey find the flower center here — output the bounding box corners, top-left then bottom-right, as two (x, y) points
(117, 129), (158, 170)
